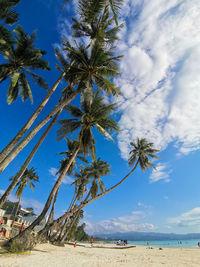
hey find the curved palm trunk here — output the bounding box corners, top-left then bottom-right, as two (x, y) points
(46, 187), (59, 226)
(59, 188), (91, 243)
(0, 89), (79, 174)
(8, 160), (138, 250)
(56, 192), (78, 241)
(0, 111), (62, 208)
(60, 210), (81, 243)
(11, 198), (21, 228)
(0, 73), (65, 164)
(9, 142), (82, 249)
(53, 160), (140, 230)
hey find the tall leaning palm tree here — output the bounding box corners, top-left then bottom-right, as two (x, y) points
(0, 0), (122, 172)
(45, 138), (88, 227)
(0, 112), (62, 209)
(59, 158), (110, 243)
(50, 167), (89, 243)
(11, 92), (119, 247)
(10, 167), (39, 225)
(0, 40), (121, 174)
(46, 138), (160, 244)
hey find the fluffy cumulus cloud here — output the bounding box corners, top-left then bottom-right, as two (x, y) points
(116, 0), (200, 159)
(85, 210), (155, 234)
(49, 167), (74, 185)
(150, 162), (172, 183)
(168, 207), (200, 228)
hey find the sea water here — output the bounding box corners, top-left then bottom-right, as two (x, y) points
(127, 239), (200, 248)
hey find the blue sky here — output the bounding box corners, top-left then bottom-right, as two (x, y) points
(1, 0), (200, 235)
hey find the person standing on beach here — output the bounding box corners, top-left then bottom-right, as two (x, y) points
(19, 223), (25, 233)
(90, 236), (94, 246)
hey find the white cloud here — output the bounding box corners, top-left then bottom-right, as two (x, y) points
(150, 163), (172, 183)
(49, 167), (74, 185)
(20, 198), (43, 215)
(168, 207), (200, 228)
(84, 210), (156, 235)
(116, 0), (200, 160)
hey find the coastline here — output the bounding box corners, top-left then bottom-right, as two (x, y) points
(1, 242), (200, 267)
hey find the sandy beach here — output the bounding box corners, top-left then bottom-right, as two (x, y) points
(0, 243), (200, 267)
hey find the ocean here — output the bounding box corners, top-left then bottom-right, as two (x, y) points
(126, 239), (200, 248)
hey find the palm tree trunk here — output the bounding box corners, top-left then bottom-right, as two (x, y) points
(40, 190), (79, 243)
(9, 142), (82, 248)
(8, 160), (138, 250)
(0, 111), (62, 208)
(11, 198), (21, 228)
(0, 72), (65, 164)
(60, 209), (81, 243)
(0, 89), (79, 174)
(52, 160), (140, 229)
(46, 187), (59, 226)
(57, 187), (85, 243)
(59, 188), (91, 243)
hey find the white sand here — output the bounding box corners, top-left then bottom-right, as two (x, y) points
(1, 243), (200, 267)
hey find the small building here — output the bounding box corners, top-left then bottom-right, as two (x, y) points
(0, 204), (47, 239)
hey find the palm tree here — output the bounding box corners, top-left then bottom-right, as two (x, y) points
(10, 167), (39, 225)
(0, 1), (122, 172)
(61, 208), (84, 242)
(59, 158), (110, 243)
(0, 25), (50, 104)
(57, 41), (121, 96)
(93, 138), (160, 195)
(63, 0), (123, 25)
(0, 40), (121, 174)
(45, 138), (160, 244)
(10, 92), (119, 248)
(0, 0), (21, 25)
(71, 5), (124, 49)
(45, 138), (89, 229)
(0, 73), (65, 165)
(54, 168), (89, 243)
(57, 138), (89, 176)
(85, 158), (110, 198)
(0, 111), (62, 209)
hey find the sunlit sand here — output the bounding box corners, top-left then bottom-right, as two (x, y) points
(1, 243), (200, 267)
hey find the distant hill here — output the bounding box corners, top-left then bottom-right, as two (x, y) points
(95, 231), (200, 241)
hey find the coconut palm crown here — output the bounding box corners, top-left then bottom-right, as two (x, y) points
(0, 25), (50, 104)
(72, 168), (90, 202)
(57, 137), (89, 176)
(9, 167), (39, 199)
(71, 5), (124, 48)
(0, 0), (21, 25)
(57, 92), (119, 157)
(63, 0), (123, 25)
(85, 157), (110, 197)
(56, 41), (121, 97)
(128, 138), (160, 171)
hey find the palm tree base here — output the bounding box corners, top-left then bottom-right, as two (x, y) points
(7, 229), (39, 251)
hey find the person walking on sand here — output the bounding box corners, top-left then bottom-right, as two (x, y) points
(90, 236), (94, 246)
